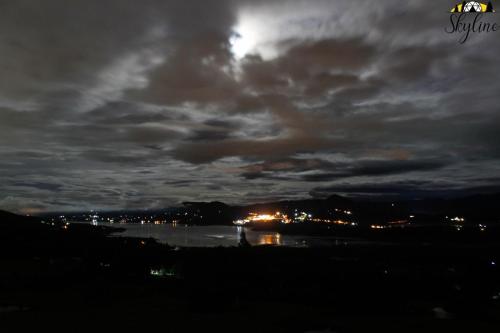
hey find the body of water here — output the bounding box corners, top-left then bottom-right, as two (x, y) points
(73, 221), (368, 247)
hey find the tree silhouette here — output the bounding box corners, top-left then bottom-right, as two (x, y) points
(461, 1), (467, 12)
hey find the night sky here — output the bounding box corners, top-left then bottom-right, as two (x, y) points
(1, 0), (500, 213)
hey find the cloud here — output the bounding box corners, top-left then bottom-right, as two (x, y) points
(1, 0), (500, 212)
(10, 181), (63, 193)
(238, 157), (449, 182)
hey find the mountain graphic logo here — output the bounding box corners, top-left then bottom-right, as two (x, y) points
(451, 1), (495, 12)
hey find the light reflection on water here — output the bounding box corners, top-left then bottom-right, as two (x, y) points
(257, 233), (282, 246)
(73, 222), (377, 247)
(113, 223), (291, 247)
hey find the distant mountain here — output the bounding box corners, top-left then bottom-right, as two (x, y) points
(181, 201), (235, 225)
(0, 210), (58, 243)
(180, 192), (500, 225)
(0, 210), (40, 225)
(31, 192), (500, 226)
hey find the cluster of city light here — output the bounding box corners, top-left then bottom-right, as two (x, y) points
(233, 210), (360, 226)
(444, 216), (467, 231)
(334, 208), (352, 215)
(310, 218), (357, 226)
(52, 210), (189, 225)
(388, 219), (409, 225)
(252, 214), (278, 221)
(371, 219), (412, 230)
(150, 267), (176, 278)
(370, 224), (387, 229)
(234, 212), (290, 225)
(294, 211), (311, 222)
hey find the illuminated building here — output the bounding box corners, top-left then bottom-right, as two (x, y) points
(233, 212), (290, 225)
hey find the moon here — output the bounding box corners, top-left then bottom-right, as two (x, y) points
(230, 28), (256, 60)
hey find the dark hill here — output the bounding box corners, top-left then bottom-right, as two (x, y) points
(180, 192), (500, 225)
(0, 210), (38, 223)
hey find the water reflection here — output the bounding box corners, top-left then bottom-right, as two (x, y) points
(257, 233), (282, 245)
(72, 222), (381, 247)
(110, 223), (289, 247)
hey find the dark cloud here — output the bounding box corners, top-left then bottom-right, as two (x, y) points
(171, 134), (333, 164)
(188, 129), (233, 142)
(10, 182), (63, 193)
(309, 180), (444, 198)
(1, 0), (500, 212)
(239, 157), (449, 181)
(310, 180), (500, 199)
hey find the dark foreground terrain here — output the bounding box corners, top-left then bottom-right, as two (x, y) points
(1, 210), (500, 332)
